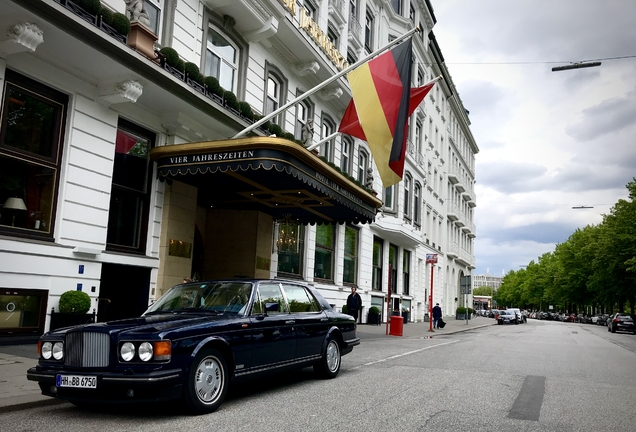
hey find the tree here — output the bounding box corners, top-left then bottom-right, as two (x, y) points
(473, 286), (493, 296)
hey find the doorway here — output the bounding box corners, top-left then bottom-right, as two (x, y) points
(98, 264), (151, 322)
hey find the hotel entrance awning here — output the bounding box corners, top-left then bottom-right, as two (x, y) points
(149, 137), (382, 225)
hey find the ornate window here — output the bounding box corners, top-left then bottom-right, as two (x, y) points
(264, 63), (287, 126)
(0, 70), (67, 238)
(343, 225), (358, 285)
(204, 25), (239, 94)
(106, 119), (154, 253)
(341, 137), (353, 174)
(320, 114), (336, 162)
(403, 250), (411, 295)
(384, 185), (395, 212)
(143, 0), (161, 35)
(295, 99), (314, 145)
(391, 0), (401, 15)
(389, 244), (398, 294)
(372, 237), (383, 291)
(365, 12), (374, 52)
(357, 149), (369, 185)
(414, 182), (421, 226)
(403, 173), (412, 220)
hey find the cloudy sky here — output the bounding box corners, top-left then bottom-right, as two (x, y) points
(432, 0), (636, 276)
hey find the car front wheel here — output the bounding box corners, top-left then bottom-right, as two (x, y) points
(314, 337), (341, 379)
(184, 348), (229, 414)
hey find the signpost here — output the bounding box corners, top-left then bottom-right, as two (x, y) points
(426, 254), (437, 332)
(460, 275), (472, 325)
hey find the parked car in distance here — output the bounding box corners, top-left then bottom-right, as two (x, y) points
(497, 310), (518, 325)
(607, 313), (636, 334)
(27, 279), (360, 413)
(507, 308), (526, 323)
(596, 314), (610, 326)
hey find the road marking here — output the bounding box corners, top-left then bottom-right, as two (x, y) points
(508, 375), (546, 421)
(351, 340), (459, 369)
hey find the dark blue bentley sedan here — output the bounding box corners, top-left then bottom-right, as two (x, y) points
(27, 279), (359, 414)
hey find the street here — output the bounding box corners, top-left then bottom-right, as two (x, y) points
(3, 319), (636, 431)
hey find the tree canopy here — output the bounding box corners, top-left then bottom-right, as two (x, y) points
(493, 179), (636, 314)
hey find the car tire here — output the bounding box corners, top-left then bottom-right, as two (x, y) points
(314, 336), (341, 379)
(184, 348), (229, 414)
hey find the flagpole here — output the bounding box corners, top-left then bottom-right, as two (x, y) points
(232, 26), (421, 139)
(306, 131), (340, 152)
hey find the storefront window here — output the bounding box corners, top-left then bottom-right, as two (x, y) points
(343, 226), (358, 284)
(0, 289), (47, 334)
(277, 222), (304, 277)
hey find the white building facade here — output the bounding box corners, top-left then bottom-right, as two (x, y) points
(0, 0), (477, 339)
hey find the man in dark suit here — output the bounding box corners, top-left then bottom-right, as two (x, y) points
(346, 286), (362, 322)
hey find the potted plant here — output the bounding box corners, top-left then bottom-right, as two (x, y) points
(456, 306), (467, 320)
(368, 306), (381, 325)
(50, 290), (95, 330)
(341, 304), (348, 315)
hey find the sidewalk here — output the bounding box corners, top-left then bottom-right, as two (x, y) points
(0, 316), (495, 412)
(356, 314), (496, 339)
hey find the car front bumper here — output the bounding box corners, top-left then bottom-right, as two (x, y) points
(27, 366), (183, 404)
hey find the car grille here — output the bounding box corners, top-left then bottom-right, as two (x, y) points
(65, 332), (110, 367)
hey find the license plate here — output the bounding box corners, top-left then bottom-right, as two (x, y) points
(56, 374), (97, 389)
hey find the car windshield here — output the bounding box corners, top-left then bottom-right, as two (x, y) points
(144, 282), (254, 315)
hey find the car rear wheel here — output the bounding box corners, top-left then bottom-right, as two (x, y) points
(184, 348), (228, 414)
(314, 337), (341, 379)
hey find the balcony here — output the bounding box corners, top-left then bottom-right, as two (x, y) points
(447, 164), (459, 184)
(446, 202), (459, 221)
(328, 0), (346, 25)
(348, 14), (363, 49)
(447, 242), (459, 259)
(457, 248), (475, 267)
(406, 139), (426, 169)
(455, 181), (466, 193)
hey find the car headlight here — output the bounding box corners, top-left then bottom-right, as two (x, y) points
(52, 342), (64, 360)
(41, 342), (53, 360)
(138, 342), (153, 362)
(120, 342), (136, 361)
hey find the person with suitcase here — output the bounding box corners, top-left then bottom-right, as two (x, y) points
(433, 303), (443, 329)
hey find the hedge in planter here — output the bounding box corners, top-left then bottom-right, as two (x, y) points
(59, 290), (91, 314)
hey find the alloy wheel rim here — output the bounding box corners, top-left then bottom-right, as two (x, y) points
(326, 340), (340, 372)
(195, 356), (223, 403)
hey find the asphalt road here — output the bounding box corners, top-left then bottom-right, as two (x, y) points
(3, 320), (636, 431)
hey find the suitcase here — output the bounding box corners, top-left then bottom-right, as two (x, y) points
(438, 319), (446, 328)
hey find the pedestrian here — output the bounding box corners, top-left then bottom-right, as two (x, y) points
(346, 286), (362, 322)
(432, 303), (442, 329)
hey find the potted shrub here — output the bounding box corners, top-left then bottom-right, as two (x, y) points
(368, 306), (381, 325)
(341, 304), (348, 315)
(456, 306), (467, 320)
(50, 290), (95, 330)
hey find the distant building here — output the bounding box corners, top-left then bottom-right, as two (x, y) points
(473, 274), (503, 293)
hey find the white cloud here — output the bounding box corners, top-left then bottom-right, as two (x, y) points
(433, 0), (636, 275)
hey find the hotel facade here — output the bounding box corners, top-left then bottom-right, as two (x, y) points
(0, 0), (477, 338)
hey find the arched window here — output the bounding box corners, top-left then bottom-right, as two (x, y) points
(204, 25), (239, 94)
(320, 114), (336, 162)
(341, 137), (353, 174)
(414, 182), (422, 226)
(264, 63), (287, 126)
(357, 149), (369, 185)
(403, 173), (412, 220)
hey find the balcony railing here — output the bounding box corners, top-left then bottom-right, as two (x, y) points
(348, 14), (362, 42)
(406, 139), (426, 168)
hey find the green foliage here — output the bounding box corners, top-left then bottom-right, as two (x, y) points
(495, 178), (636, 315)
(467, 308), (474, 314)
(238, 101), (254, 119)
(342, 305), (348, 313)
(159, 47), (180, 67)
(456, 306), (467, 314)
(78, 0), (101, 15)
(99, 6), (114, 25)
(223, 91), (240, 110)
(473, 286), (493, 296)
(269, 123), (283, 137)
(283, 132), (296, 141)
(369, 306), (380, 315)
(110, 12), (131, 35)
(204, 76), (223, 96)
(184, 62), (200, 80)
(58, 291), (91, 314)
(175, 59), (186, 73)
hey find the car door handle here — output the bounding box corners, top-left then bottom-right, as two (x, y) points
(286, 320), (295, 325)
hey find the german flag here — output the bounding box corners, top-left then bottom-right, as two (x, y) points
(338, 38), (439, 187)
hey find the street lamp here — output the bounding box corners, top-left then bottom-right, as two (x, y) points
(552, 61), (601, 72)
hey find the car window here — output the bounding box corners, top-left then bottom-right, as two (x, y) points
(145, 282), (253, 314)
(281, 284), (320, 313)
(254, 283), (289, 315)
